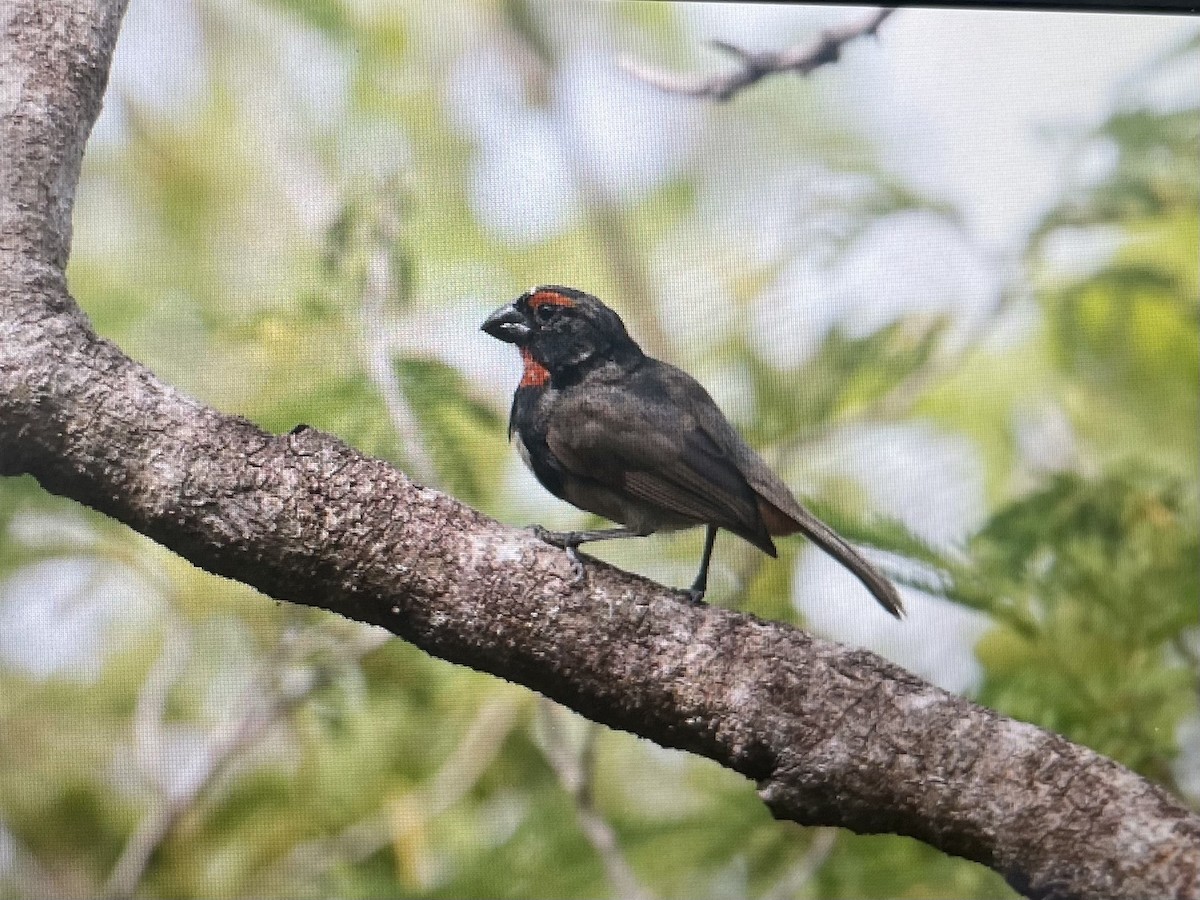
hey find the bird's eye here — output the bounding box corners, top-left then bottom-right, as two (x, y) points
(534, 304), (559, 323)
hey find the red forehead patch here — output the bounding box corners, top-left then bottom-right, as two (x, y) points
(528, 289), (575, 309)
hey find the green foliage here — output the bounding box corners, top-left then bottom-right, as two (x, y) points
(4, 3), (1197, 899)
(261, 0), (352, 37)
(739, 318), (949, 447)
(812, 833), (1018, 899)
(0, 652), (149, 880)
(1043, 214), (1199, 464)
(973, 466), (1198, 781)
(961, 31), (1200, 794)
(1044, 108), (1200, 227)
(392, 356), (506, 504)
(1033, 39), (1200, 475)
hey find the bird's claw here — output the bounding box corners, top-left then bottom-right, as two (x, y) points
(564, 545), (587, 585)
(684, 587), (707, 606)
(531, 526), (586, 584)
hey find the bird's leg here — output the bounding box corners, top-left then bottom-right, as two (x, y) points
(686, 525), (719, 604)
(532, 526), (646, 584)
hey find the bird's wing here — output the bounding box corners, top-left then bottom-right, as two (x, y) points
(544, 366), (774, 552)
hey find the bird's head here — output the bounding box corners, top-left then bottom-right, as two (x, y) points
(481, 286), (641, 383)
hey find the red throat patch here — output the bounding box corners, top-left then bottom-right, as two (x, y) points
(519, 346), (550, 388)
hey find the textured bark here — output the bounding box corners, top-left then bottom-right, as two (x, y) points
(1, 2), (1198, 899)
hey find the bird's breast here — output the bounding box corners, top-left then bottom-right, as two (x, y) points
(512, 428), (536, 471)
(509, 404), (568, 501)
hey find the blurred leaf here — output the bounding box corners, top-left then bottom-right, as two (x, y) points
(1041, 109), (1200, 230)
(738, 544), (799, 625)
(812, 833), (1018, 899)
(255, 371), (403, 464)
(503, 0), (555, 66)
(260, 0), (351, 37)
(1045, 221), (1199, 458)
(739, 317), (949, 446)
(971, 465), (1199, 781)
(392, 356), (506, 505)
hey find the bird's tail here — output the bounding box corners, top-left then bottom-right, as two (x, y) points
(759, 499), (905, 618)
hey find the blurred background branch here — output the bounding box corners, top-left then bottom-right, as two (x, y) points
(260, 692), (523, 892)
(103, 623), (390, 899)
(535, 704), (653, 900)
(621, 7), (896, 101)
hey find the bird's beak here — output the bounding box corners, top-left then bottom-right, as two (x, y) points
(481, 303), (532, 344)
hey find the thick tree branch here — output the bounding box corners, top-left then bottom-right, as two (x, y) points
(1, 3), (1198, 899)
(621, 8), (895, 102)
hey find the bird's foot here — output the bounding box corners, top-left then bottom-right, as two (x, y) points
(684, 587), (708, 606)
(563, 546), (586, 584)
(531, 526), (587, 584)
(531, 525), (577, 549)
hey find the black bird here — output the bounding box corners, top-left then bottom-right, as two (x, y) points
(482, 285), (903, 617)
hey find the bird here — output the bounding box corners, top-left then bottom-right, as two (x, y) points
(481, 285), (903, 617)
